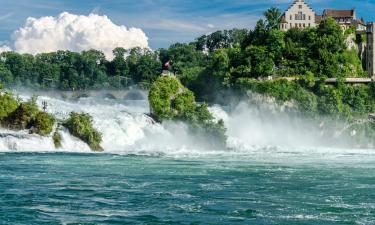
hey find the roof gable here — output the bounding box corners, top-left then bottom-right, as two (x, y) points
(285, 0), (316, 15)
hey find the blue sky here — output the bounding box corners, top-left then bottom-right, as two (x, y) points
(0, 0), (375, 49)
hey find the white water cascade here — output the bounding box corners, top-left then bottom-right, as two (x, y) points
(0, 92), (374, 163)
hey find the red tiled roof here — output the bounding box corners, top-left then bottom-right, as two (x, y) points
(323, 9), (355, 18)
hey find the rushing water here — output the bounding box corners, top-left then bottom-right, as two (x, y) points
(0, 93), (375, 224)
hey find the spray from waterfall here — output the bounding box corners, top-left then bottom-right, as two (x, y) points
(0, 92), (373, 161)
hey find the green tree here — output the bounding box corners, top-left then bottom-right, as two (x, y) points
(264, 7), (282, 30)
(0, 64), (13, 84)
(244, 45), (274, 77)
(110, 47), (129, 80)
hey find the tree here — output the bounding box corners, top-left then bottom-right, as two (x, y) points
(110, 47), (129, 80)
(264, 7), (282, 30)
(244, 45), (274, 77)
(159, 43), (207, 73)
(0, 64), (13, 84)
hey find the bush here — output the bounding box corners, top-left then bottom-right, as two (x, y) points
(294, 88), (318, 116)
(30, 112), (55, 136)
(4, 96), (39, 130)
(63, 112), (103, 151)
(149, 76), (227, 148)
(0, 92), (19, 122)
(53, 131), (62, 149)
(148, 76), (182, 120)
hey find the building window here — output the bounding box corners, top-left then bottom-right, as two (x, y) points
(295, 12), (305, 20)
(309, 15), (311, 20)
(299, 5), (302, 9)
(290, 15), (292, 20)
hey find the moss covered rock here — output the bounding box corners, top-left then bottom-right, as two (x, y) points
(63, 112), (103, 151)
(149, 76), (227, 148)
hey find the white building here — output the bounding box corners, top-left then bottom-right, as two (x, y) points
(279, 0), (320, 31)
(280, 1), (366, 32)
(322, 9), (366, 32)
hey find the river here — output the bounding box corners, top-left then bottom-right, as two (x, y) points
(0, 93), (374, 224)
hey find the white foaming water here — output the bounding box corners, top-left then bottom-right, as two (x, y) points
(0, 93), (374, 163)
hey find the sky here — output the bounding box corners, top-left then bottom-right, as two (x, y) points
(0, 0), (375, 50)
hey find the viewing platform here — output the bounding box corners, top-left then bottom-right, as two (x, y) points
(325, 78), (373, 84)
(267, 76), (374, 84)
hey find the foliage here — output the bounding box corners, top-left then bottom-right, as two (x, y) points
(63, 112), (103, 151)
(148, 76), (182, 120)
(0, 48), (161, 90)
(149, 76), (227, 147)
(263, 7), (282, 30)
(194, 29), (249, 52)
(235, 77), (375, 121)
(30, 112), (56, 136)
(0, 91), (19, 122)
(4, 96), (39, 130)
(53, 130), (62, 149)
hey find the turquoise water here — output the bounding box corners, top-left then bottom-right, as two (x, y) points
(1, 152), (375, 225)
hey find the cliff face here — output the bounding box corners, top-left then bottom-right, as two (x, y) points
(346, 34), (357, 51)
(346, 33), (367, 65)
(345, 33), (367, 72)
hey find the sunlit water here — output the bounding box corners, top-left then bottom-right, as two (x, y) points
(0, 93), (374, 224)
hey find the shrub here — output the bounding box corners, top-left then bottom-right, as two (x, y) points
(149, 76), (227, 148)
(4, 96), (39, 130)
(53, 131), (62, 149)
(63, 112), (103, 151)
(30, 112), (55, 136)
(148, 76), (181, 120)
(294, 88), (318, 116)
(0, 92), (19, 122)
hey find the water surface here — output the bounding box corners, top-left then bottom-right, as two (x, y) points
(1, 152), (374, 224)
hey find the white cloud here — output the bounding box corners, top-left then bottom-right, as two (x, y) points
(207, 24), (215, 29)
(0, 45), (12, 53)
(11, 12), (149, 59)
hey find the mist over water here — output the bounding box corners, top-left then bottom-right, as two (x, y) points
(0, 91), (374, 163)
